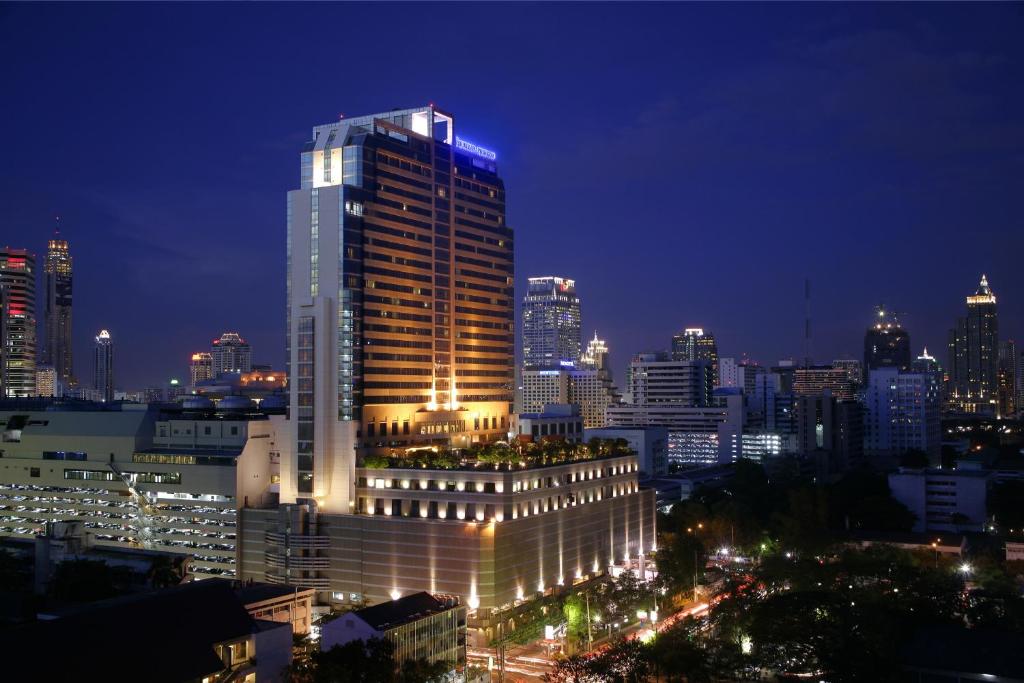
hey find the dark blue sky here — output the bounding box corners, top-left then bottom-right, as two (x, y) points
(2, 3), (1022, 389)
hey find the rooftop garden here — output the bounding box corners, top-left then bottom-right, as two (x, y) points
(360, 436), (635, 471)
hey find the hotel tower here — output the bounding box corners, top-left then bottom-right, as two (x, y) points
(283, 106), (514, 511)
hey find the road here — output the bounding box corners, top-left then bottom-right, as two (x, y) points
(467, 600), (711, 682)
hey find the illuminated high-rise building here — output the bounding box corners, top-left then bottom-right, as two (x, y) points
(864, 305), (910, 372)
(671, 328), (718, 377)
(239, 108), (653, 640)
(522, 276), (581, 368)
(281, 106), (513, 506)
(190, 351), (213, 388)
(35, 365), (56, 397)
(948, 275), (999, 412)
(580, 331), (609, 372)
(211, 332), (252, 376)
(0, 248), (37, 397)
(998, 340), (1017, 418)
(93, 329), (114, 403)
(42, 231), (75, 388)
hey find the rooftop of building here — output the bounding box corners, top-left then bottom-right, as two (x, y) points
(902, 624), (1024, 678)
(6, 580), (269, 682)
(845, 530), (967, 548)
(233, 581), (314, 606)
(352, 591), (453, 631)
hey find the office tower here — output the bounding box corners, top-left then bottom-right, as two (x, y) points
(912, 347), (941, 374)
(0, 248), (37, 397)
(580, 331), (609, 372)
(795, 393), (864, 478)
(832, 358), (863, 387)
(864, 367), (942, 465)
(793, 366), (857, 401)
(282, 106), (514, 504)
(671, 328), (718, 377)
(519, 366), (619, 429)
(42, 232), (75, 387)
(190, 351), (213, 388)
(35, 365), (56, 397)
(627, 353), (714, 407)
(998, 340), (1017, 418)
(93, 329), (114, 402)
(211, 332), (252, 376)
(864, 305), (910, 372)
(948, 275), (999, 413)
(522, 276), (581, 368)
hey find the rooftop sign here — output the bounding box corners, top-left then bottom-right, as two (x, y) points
(454, 136), (497, 161)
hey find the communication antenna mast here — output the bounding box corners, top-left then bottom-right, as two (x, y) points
(804, 278), (812, 368)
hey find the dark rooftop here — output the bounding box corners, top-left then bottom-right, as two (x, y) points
(903, 624), (1024, 678)
(234, 581), (312, 605)
(5, 580), (258, 682)
(354, 591), (450, 631)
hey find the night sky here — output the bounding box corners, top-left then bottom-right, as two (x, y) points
(2, 3), (1022, 389)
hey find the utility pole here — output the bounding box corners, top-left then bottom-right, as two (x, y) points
(585, 590), (593, 651)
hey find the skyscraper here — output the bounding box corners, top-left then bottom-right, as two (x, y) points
(580, 331), (609, 372)
(864, 305), (910, 372)
(211, 332), (252, 376)
(93, 329), (114, 402)
(0, 248), (37, 397)
(42, 231), (74, 389)
(283, 106), (513, 507)
(522, 276), (581, 368)
(190, 351), (213, 388)
(671, 328), (718, 377)
(998, 340), (1017, 418)
(948, 275), (999, 412)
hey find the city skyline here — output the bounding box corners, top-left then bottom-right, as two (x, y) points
(3, 3), (1024, 389)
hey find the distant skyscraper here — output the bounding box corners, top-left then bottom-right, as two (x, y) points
(864, 306), (911, 372)
(93, 329), (114, 402)
(579, 331), (609, 373)
(522, 276), (581, 368)
(0, 248), (37, 397)
(42, 231), (75, 387)
(671, 328), (718, 377)
(792, 366), (857, 402)
(948, 275), (999, 412)
(211, 332), (252, 376)
(998, 340), (1017, 418)
(35, 365), (56, 397)
(190, 351), (213, 388)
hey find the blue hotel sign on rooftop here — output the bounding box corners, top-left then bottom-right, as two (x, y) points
(454, 136), (497, 161)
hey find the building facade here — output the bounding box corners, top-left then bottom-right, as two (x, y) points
(670, 328), (718, 378)
(0, 402), (282, 579)
(998, 339), (1017, 418)
(211, 332), (253, 377)
(42, 234), (75, 389)
(522, 276), (581, 368)
(191, 351), (214, 388)
(0, 249), (37, 398)
(627, 353), (713, 408)
(93, 329), (114, 403)
(948, 275), (999, 413)
(864, 306), (911, 372)
(889, 468), (990, 533)
(864, 367), (942, 465)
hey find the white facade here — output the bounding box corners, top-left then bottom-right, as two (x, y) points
(607, 395), (743, 466)
(889, 468), (990, 533)
(865, 367), (942, 463)
(519, 367), (618, 429)
(0, 406), (281, 579)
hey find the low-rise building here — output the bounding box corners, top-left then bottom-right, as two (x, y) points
(10, 579), (293, 682)
(239, 451), (655, 646)
(0, 400), (283, 579)
(888, 468), (991, 533)
(584, 426), (669, 477)
(321, 591), (464, 674)
(513, 404), (585, 443)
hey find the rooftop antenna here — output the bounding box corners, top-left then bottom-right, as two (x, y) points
(804, 278), (812, 368)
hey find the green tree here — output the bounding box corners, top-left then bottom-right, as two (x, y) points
(50, 559), (130, 603)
